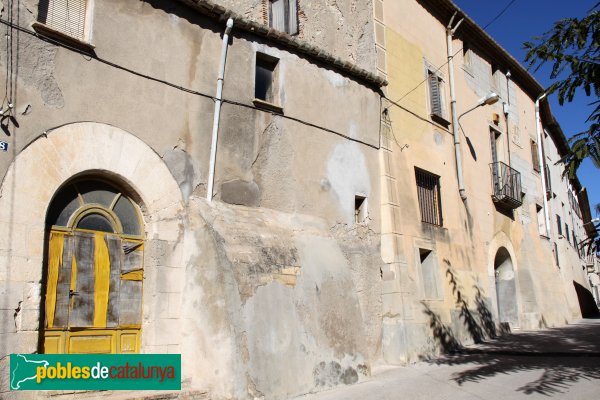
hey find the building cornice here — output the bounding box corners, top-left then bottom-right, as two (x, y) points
(176, 0), (387, 89)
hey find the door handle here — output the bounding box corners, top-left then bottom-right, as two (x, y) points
(69, 290), (79, 297)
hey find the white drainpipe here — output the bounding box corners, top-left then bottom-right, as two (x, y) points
(207, 18), (234, 202)
(447, 12), (466, 200)
(535, 92), (551, 238)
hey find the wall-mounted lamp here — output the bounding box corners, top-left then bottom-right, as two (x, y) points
(458, 92), (499, 122)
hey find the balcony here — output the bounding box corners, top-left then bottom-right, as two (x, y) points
(490, 161), (522, 210)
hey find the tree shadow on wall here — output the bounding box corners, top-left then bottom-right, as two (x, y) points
(421, 262), (600, 396)
(421, 259), (499, 354)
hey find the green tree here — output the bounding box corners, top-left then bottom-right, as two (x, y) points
(524, 2), (600, 178)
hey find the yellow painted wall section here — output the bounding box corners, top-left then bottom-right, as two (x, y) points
(385, 27), (430, 141)
(93, 233), (110, 328)
(46, 232), (65, 328)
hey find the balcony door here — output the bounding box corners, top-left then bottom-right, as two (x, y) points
(490, 128), (501, 190)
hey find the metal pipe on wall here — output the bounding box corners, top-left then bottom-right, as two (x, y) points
(207, 18), (234, 202)
(447, 12), (466, 200)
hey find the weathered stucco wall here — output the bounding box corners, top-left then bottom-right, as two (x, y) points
(379, 0), (591, 364)
(0, 0), (383, 398)
(215, 0), (377, 72)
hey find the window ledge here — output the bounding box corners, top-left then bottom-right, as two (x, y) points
(253, 98), (284, 114)
(431, 113), (450, 128)
(32, 22), (95, 54)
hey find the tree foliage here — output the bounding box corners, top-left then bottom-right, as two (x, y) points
(524, 2), (600, 178)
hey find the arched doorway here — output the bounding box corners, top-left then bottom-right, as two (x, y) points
(43, 178), (144, 354)
(494, 247), (518, 327)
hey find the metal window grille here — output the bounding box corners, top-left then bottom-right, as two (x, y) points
(38, 0), (87, 41)
(415, 168), (443, 226)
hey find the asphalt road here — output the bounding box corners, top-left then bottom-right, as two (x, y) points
(294, 319), (600, 400)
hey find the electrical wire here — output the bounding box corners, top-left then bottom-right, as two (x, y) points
(387, 0), (520, 109)
(0, 16), (379, 149)
(483, 0), (519, 30)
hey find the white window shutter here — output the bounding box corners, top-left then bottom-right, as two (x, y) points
(429, 73), (442, 117)
(288, 0), (298, 35)
(40, 0), (88, 41)
(270, 0), (286, 32)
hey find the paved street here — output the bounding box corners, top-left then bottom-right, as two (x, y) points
(294, 319), (600, 400)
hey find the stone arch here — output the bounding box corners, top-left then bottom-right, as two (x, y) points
(487, 232), (520, 327)
(0, 122), (183, 355)
(493, 247), (518, 326)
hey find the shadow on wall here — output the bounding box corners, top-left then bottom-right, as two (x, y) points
(573, 281), (600, 318)
(422, 259), (499, 354)
(421, 263), (600, 396)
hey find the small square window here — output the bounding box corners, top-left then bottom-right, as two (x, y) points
(34, 0), (95, 52)
(355, 195), (367, 224)
(37, 0), (91, 42)
(462, 42), (471, 67)
(415, 168), (443, 226)
(254, 53), (282, 112)
(419, 248), (442, 299)
(269, 0), (298, 35)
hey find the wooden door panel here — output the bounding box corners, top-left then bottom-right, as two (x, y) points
(69, 232), (96, 327)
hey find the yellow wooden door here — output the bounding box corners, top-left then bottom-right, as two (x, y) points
(43, 230), (143, 354)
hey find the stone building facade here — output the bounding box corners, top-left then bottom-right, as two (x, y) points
(376, 0), (596, 364)
(0, 0), (596, 399)
(0, 1), (385, 398)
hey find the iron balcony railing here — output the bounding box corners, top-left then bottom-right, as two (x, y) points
(490, 161), (522, 209)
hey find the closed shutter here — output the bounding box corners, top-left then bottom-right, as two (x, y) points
(39, 0), (87, 41)
(429, 72), (442, 117)
(288, 0), (298, 35)
(531, 140), (540, 172)
(270, 0), (286, 31)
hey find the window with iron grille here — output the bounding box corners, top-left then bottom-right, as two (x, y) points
(415, 168), (443, 226)
(530, 139), (541, 172)
(37, 0), (89, 42)
(269, 0), (298, 35)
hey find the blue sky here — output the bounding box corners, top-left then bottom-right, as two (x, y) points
(453, 0), (599, 217)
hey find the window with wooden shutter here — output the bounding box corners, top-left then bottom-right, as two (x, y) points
(415, 168), (443, 226)
(428, 71), (443, 117)
(531, 139), (541, 172)
(38, 0), (89, 42)
(269, 0), (298, 35)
